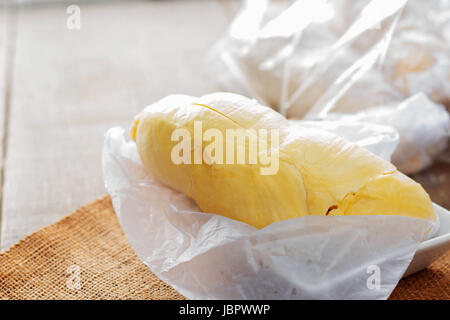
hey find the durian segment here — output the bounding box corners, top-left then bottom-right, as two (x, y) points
(132, 93), (435, 228)
(328, 171), (435, 220)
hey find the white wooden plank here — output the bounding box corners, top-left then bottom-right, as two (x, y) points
(1, 0), (231, 249)
(0, 4), (6, 151)
(0, 1), (12, 248)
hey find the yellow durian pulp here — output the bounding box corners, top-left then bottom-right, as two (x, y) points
(131, 93), (435, 228)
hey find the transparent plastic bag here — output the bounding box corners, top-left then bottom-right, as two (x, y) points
(211, 0), (450, 173)
(102, 124), (436, 300)
(326, 93), (450, 174)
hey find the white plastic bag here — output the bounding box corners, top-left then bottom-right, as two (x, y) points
(102, 124), (435, 300)
(211, 0), (450, 173)
(212, 0), (409, 117)
(324, 93), (450, 174)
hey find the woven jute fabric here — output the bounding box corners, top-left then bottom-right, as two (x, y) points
(0, 196), (185, 300)
(0, 195), (448, 300)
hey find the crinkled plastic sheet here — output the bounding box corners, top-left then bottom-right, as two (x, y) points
(211, 0), (450, 174)
(325, 93), (450, 174)
(102, 124), (436, 300)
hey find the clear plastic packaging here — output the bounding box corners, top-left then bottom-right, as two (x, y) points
(211, 0), (450, 173)
(324, 93), (450, 174)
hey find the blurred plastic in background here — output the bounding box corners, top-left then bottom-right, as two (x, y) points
(211, 0), (450, 174)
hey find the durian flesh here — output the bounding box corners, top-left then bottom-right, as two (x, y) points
(131, 93), (435, 229)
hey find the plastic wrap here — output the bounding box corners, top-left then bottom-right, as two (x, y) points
(102, 124), (436, 300)
(324, 93), (450, 174)
(211, 0), (450, 173)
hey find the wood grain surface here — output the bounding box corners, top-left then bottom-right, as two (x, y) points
(0, 1), (11, 248)
(0, 0), (235, 249)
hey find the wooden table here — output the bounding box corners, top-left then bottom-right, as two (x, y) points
(0, 0), (448, 250)
(0, 0), (238, 249)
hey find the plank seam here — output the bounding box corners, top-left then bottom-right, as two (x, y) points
(0, 0), (18, 250)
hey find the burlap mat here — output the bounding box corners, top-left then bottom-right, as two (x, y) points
(0, 196), (448, 300)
